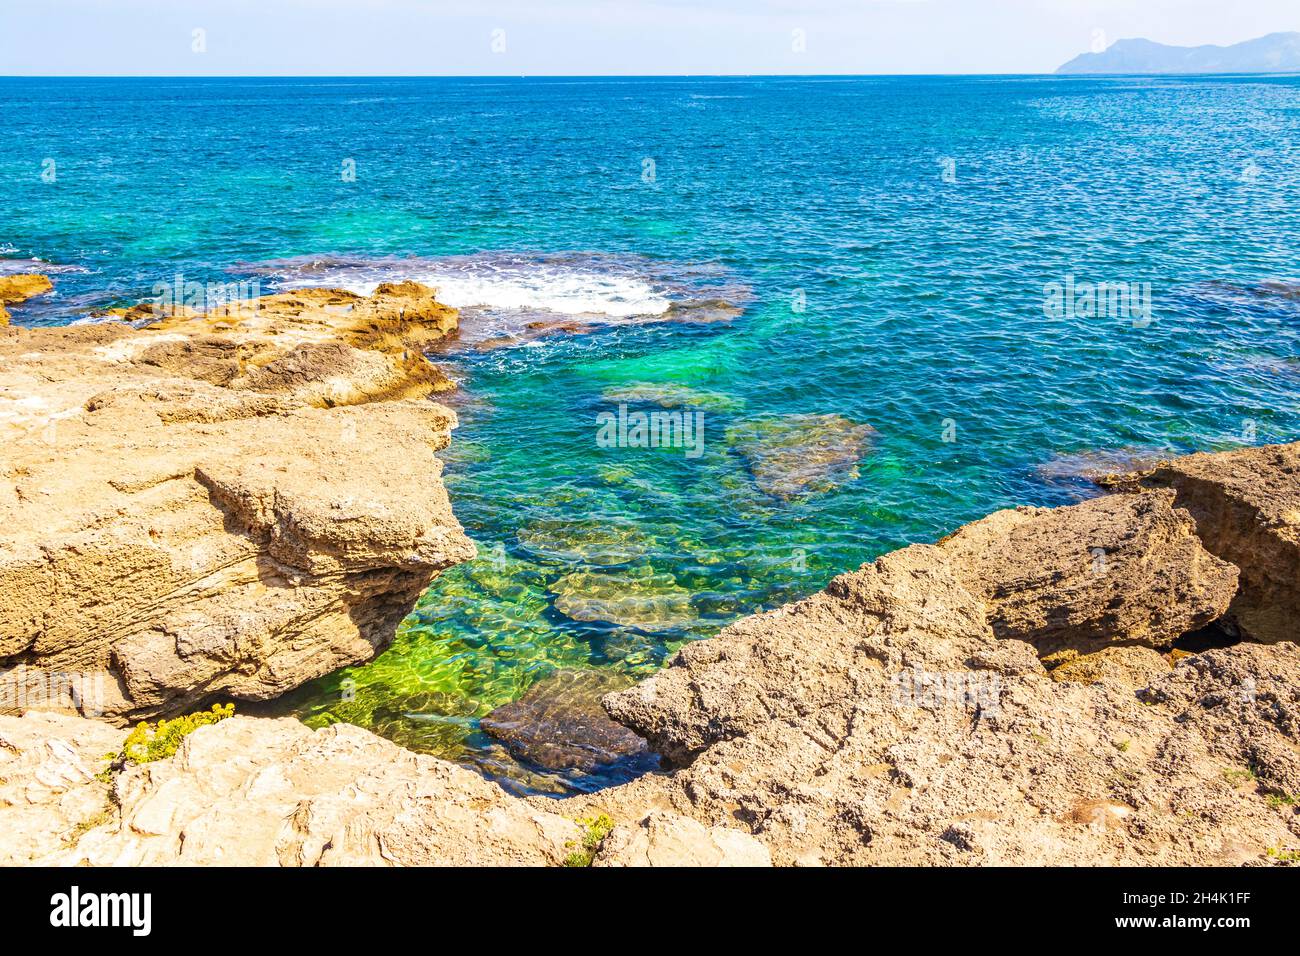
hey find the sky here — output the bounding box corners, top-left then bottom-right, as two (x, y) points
(1, 0), (1297, 76)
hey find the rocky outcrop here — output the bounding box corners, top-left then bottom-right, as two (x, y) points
(0, 713), (581, 866)
(0, 712), (759, 867)
(1102, 443), (1300, 644)
(0, 281), (475, 723)
(480, 669), (647, 772)
(0, 273), (53, 323)
(938, 490), (1238, 654)
(596, 546), (1299, 865)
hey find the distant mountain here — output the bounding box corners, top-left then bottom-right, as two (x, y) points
(1057, 31), (1300, 75)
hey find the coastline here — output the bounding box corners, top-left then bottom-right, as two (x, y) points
(1, 271), (1296, 865)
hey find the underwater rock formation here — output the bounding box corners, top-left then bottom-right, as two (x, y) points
(0, 280), (474, 723)
(727, 413), (877, 501)
(480, 669), (647, 771)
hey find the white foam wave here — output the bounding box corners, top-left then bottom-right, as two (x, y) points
(269, 257), (673, 318)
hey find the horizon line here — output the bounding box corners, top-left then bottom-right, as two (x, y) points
(4, 71), (1300, 80)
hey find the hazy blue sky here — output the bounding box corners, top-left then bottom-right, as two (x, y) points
(2, 0), (1296, 76)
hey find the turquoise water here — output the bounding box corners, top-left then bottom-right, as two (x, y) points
(4, 76), (1299, 793)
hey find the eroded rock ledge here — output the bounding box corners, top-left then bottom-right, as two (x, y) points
(0, 279), (475, 722)
(589, 444), (1299, 865)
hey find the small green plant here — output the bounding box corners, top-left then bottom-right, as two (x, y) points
(1222, 767), (1257, 786)
(1266, 792), (1297, 810)
(1267, 846), (1300, 863)
(563, 813), (615, 867)
(62, 806), (115, 849)
(1114, 739), (1131, 753)
(114, 703), (235, 768)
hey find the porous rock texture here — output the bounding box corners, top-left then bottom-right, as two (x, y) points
(594, 544), (1300, 865)
(0, 713), (764, 867)
(0, 714), (581, 866)
(937, 490), (1239, 654)
(0, 281), (475, 722)
(1102, 442), (1300, 644)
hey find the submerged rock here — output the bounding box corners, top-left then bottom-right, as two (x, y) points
(551, 567), (695, 631)
(1103, 442), (1300, 644)
(0, 282), (474, 722)
(0, 273), (53, 323)
(727, 413), (877, 501)
(1035, 446), (1173, 499)
(517, 517), (650, 566)
(480, 669), (647, 771)
(938, 490), (1239, 654)
(602, 382), (744, 413)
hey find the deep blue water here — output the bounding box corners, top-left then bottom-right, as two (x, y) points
(3, 76), (1298, 793)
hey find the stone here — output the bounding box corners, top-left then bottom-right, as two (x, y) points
(551, 567), (695, 631)
(480, 669), (648, 771)
(938, 490), (1238, 654)
(596, 545), (1300, 865)
(0, 273), (53, 323)
(1102, 442), (1300, 644)
(8, 715), (583, 866)
(1046, 646), (1173, 688)
(593, 810), (771, 867)
(0, 282), (475, 722)
(726, 413), (877, 501)
(601, 382), (744, 413)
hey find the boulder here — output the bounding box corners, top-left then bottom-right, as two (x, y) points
(480, 669), (648, 771)
(1103, 442), (1300, 643)
(938, 490), (1238, 654)
(598, 546), (1300, 865)
(551, 567), (695, 631)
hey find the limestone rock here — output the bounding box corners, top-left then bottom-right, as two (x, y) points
(1103, 443), (1300, 643)
(0, 711), (121, 865)
(0, 283), (474, 721)
(0, 273), (53, 323)
(938, 490), (1238, 653)
(601, 382), (744, 413)
(598, 546), (1300, 865)
(1045, 646), (1172, 688)
(593, 810), (771, 867)
(551, 566), (695, 631)
(480, 669), (647, 771)
(21, 716), (580, 866)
